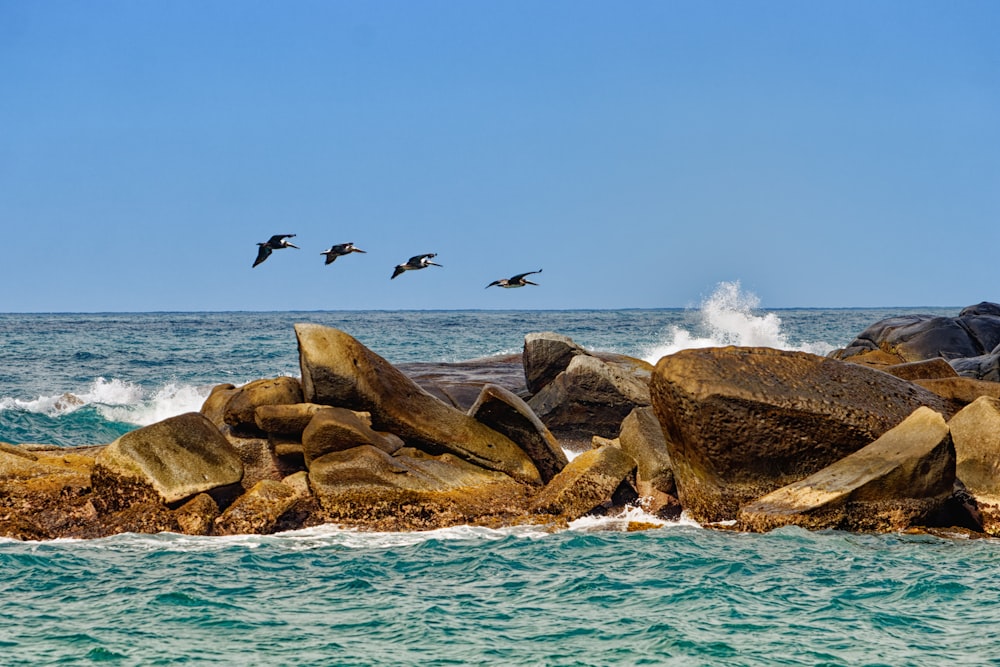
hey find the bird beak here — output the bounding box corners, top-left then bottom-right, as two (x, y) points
(287, 243), (300, 249)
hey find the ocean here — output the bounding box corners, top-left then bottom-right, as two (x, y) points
(2, 283), (996, 665)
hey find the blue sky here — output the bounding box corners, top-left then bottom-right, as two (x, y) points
(2, 1), (997, 311)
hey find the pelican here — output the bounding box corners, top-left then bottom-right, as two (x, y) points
(253, 234), (299, 267)
(487, 269), (542, 289)
(391, 253), (441, 279)
(321, 242), (366, 265)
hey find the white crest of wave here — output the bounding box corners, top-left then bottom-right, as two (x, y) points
(97, 382), (213, 426)
(643, 280), (833, 363)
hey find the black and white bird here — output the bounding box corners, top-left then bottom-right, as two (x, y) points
(253, 234), (299, 268)
(321, 242), (366, 265)
(391, 253), (441, 279)
(486, 269), (542, 289)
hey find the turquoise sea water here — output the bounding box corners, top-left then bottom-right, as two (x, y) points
(2, 285), (992, 665)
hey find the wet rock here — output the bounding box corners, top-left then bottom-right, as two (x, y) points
(651, 346), (956, 523)
(737, 407), (955, 532)
(92, 412), (244, 511)
(295, 324), (540, 485)
(468, 384), (568, 483)
(529, 444), (637, 520)
(223, 377), (304, 435)
(174, 493), (219, 536)
(302, 407), (404, 465)
(949, 397), (1000, 535)
(215, 478), (307, 535)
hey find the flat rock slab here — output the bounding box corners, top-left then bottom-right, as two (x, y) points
(737, 407), (955, 532)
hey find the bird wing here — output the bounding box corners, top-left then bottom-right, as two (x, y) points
(322, 252), (337, 265)
(486, 280), (503, 289)
(253, 244), (272, 267)
(391, 265), (406, 279)
(267, 234), (295, 245)
(409, 253), (435, 264)
(511, 269), (543, 281)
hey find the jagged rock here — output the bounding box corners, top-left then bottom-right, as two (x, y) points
(174, 493), (219, 536)
(468, 384), (568, 483)
(215, 478), (306, 535)
(880, 358), (959, 382)
(833, 305), (1000, 363)
(949, 397), (1000, 535)
(223, 377), (304, 434)
(618, 407), (675, 499)
(737, 407), (955, 532)
(302, 407), (404, 465)
(528, 354), (651, 450)
(254, 403), (352, 436)
(92, 412), (244, 511)
(295, 324), (541, 485)
(200, 383), (238, 428)
(651, 346), (956, 523)
(523, 332), (588, 393)
(308, 445), (532, 530)
(529, 444), (637, 520)
(914, 378), (1000, 406)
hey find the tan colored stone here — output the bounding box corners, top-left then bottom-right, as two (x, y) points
(302, 407), (403, 465)
(882, 358), (960, 381)
(174, 493), (219, 536)
(215, 479), (305, 535)
(223, 377), (304, 433)
(529, 445), (637, 520)
(915, 378), (1000, 406)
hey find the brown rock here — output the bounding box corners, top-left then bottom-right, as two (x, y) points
(295, 323), (540, 485)
(174, 493), (219, 536)
(215, 478), (306, 535)
(523, 332), (588, 394)
(737, 407), (955, 532)
(529, 445), (637, 520)
(200, 383), (238, 427)
(949, 397), (1000, 535)
(302, 407), (404, 465)
(651, 346), (956, 523)
(618, 406), (675, 497)
(468, 384), (568, 484)
(254, 403), (347, 436)
(223, 377), (304, 434)
(914, 378), (1000, 407)
(882, 358), (960, 381)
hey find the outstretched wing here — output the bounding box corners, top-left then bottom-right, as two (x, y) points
(510, 269), (542, 282)
(391, 265), (406, 279)
(486, 280), (503, 289)
(253, 244), (272, 267)
(267, 234), (295, 245)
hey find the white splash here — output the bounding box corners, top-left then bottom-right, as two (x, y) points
(643, 281), (834, 363)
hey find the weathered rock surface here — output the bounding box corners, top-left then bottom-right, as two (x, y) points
(618, 407), (677, 516)
(523, 332), (588, 394)
(737, 408), (955, 532)
(215, 478), (307, 535)
(651, 346), (956, 523)
(468, 384), (567, 483)
(200, 383), (239, 428)
(914, 378), (1000, 406)
(401, 355), (527, 409)
(254, 403), (339, 436)
(308, 446), (533, 530)
(949, 397), (1000, 535)
(174, 493), (220, 536)
(949, 348), (1000, 382)
(92, 412), (244, 510)
(223, 377), (304, 434)
(295, 323), (541, 485)
(528, 354), (651, 450)
(880, 358), (959, 382)
(529, 445), (637, 520)
(301, 407), (404, 465)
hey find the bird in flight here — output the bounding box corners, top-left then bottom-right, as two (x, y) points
(253, 234), (299, 268)
(391, 253), (442, 279)
(321, 242), (366, 265)
(486, 269), (543, 289)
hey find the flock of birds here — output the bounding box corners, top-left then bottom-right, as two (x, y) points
(252, 234), (542, 289)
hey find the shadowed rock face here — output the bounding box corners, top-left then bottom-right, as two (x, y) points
(529, 445), (637, 520)
(295, 324), (541, 485)
(737, 407), (955, 532)
(651, 346), (956, 523)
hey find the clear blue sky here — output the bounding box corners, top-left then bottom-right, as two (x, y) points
(2, 1), (997, 312)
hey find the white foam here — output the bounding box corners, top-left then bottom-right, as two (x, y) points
(643, 281), (834, 363)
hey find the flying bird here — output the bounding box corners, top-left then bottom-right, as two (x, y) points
(253, 234), (299, 268)
(487, 269), (543, 289)
(391, 253), (441, 279)
(321, 242), (366, 265)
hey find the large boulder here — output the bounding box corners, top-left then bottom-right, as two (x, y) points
(523, 332), (588, 394)
(223, 377), (304, 434)
(401, 354), (528, 410)
(737, 407), (955, 532)
(214, 478), (307, 535)
(254, 403), (335, 437)
(914, 378), (1000, 406)
(618, 407), (676, 502)
(651, 346), (956, 523)
(949, 397), (1000, 535)
(308, 445), (533, 530)
(468, 384), (567, 484)
(295, 324), (540, 485)
(528, 445), (637, 520)
(879, 358), (959, 382)
(950, 347), (1000, 382)
(528, 354), (651, 450)
(92, 412), (244, 511)
(301, 407), (404, 465)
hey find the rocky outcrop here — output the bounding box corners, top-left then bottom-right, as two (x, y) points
(651, 346), (956, 523)
(295, 323), (541, 485)
(301, 407), (404, 465)
(215, 477), (308, 535)
(737, 407), (955, 532)
(223, 377), (304, 435)
(529, 445), (637, 520)
(254, 403), (333, 436)
(92, 412), (244, 511)
(949, 397), (1000, 535)
(879, 358), (959, 382)
(523, 332), (588, 394)
(618, 407), (678, 517)
(913, 378), (1000, 406)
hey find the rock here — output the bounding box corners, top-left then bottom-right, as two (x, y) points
(914, 378), (1000, 406)
(220, 431), (286, 491)
(174, 493), (219, 536)
(401, 355), (528, 410)
(223, 377), (304, 434)
(651, 346), (956, 523)
(529, 444), (637, 520)
(215, 478), (306, 535)
(92, 412), (244, 511)
(836, 349), (906, 366)
(948, 397), (1000, 535)
(523, 332), (588, 393)
(961, 302), (1000, 317)
(254, 403), (347, 436)
(200, 383), (238, 428)
(528, 354), (651, 450)
(468, 384), (568, 483)
(618, 407), (675, 498)
(737, 407), (955, 532)
(301, 407), (404, 465)
(950, 347), (1000, 382)
(308, 445), (532, 531)
(295, 323), (541, 485)
(880, 358), (959, 382)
